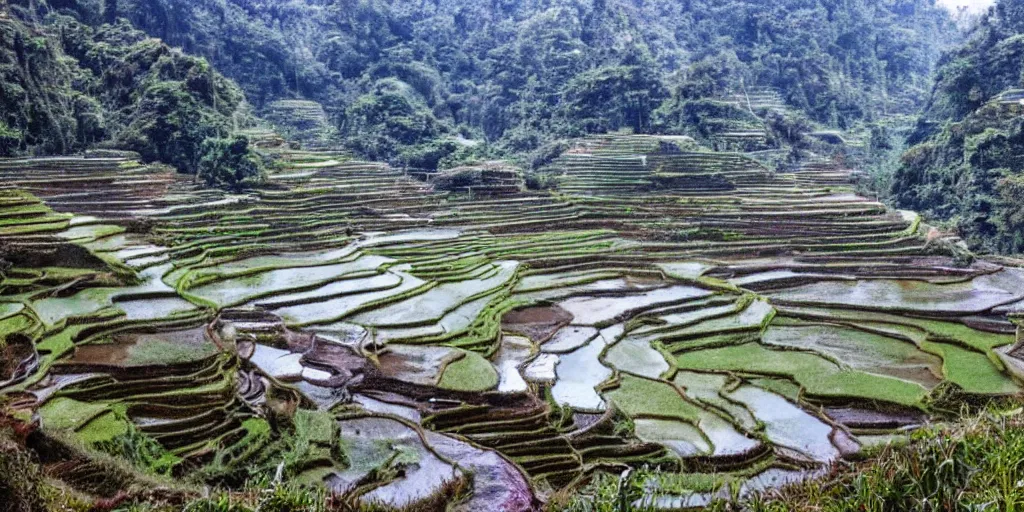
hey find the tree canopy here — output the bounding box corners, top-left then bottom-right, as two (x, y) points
(40, 0), (955, 163)
(893, 0), (1024, 254)
(1, 0), (251, 178)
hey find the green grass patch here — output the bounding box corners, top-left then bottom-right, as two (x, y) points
(675, 343), (928, 407)
(606, 374), (703, 423)
(75, 410), (131, 445)
(921, 340), (1020, 395)
(437, 350), (499, 391)
(121, 337), (220, 366)
(38, 397), (110, 432)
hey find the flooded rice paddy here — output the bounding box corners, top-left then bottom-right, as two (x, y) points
(1, 135), (1022, 509)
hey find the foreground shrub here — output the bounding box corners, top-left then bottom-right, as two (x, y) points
(0, 434), (48, 512)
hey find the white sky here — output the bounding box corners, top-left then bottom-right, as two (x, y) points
(936, 0), (995, 13)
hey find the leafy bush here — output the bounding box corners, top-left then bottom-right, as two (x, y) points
(196, 136), (265, 191)
(433, 168), (483, 191)
(345, 78), (449, 161)
(524, 171), (557, 191)
(115, 81), (224, 174)
(528, 140), (571, 171)
(0, 121), (21, 157)
(93, 421), (179, 477)
(398, 139), (460, 170)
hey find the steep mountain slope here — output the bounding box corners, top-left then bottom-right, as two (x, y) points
(0, 1), (249, 175)
(893, 0), (1024, 254)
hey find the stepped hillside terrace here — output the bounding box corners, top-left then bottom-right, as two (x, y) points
(1, 134), (1023, 510)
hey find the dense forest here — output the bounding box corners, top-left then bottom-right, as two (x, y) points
(893, 0), (1024, 254)
(106, 0), (960, 161)
(5, 0), (955, 163)
(1, 2), (254, 172)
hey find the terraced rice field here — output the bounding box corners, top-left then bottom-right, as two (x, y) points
(1, 135), (1022, 510)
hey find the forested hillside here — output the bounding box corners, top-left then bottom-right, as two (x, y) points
(893, 0), (1024, 254)
(5, 0), (956, 167)
(1, 1), (260, 178)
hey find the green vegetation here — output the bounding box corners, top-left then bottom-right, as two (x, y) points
(550, 402), (1024, 511)
(197, 136), (266, 191)
(1, 1), (254, 183)
(94, 421), (181, 477)
(4, 0), (957, 167)
(5, 0), (1024, 506)
(174, 482), (330, 512)
(606, 375), (703, 423)
(675, 343), (929, 407)
(892, 0), (1024, 254)
(117, 338), (219, 367)
(0, 422), (329, 512)
(438, 350), (500, 391)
